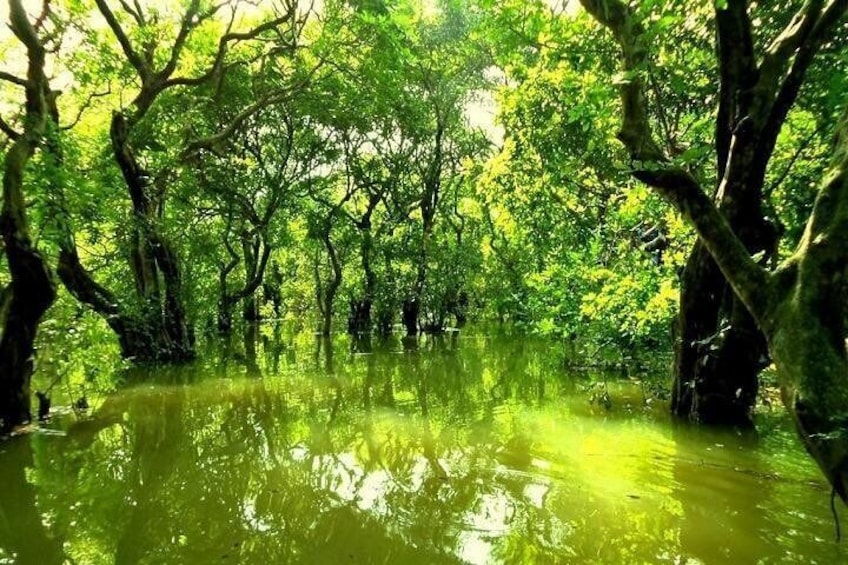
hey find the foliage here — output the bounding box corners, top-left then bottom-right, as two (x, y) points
(0, 0), (841, 383)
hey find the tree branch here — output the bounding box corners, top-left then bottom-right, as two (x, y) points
(157, 0), (204, 81)
(0, 70), (27, 87)
(578, 0), (664, 162)
(579, 0), (771, 324)
(182, 63), (321, 158)
(714, 0), (756, 177)
(117, 0), (144, 26)
(162, 9), (298, 90)
(759, 1), (848, 162)
(765, 121), (830, 199)
(93, 0), (148, 80)
(60, 86), (112, 131)
(0, 114), (21, 140)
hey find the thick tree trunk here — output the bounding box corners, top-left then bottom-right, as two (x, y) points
(0, 244), (56, 432)
(672, 243), (768, 426)
(243, 295), (260, 322)
(109, 112), (194, 362)
(0, 187), (57, 430)
(402, 298), (419, 335)
(768, 301), (848, 499)
(672, 153), (779, 425)
(0, 5), (58, 431)
(348, 299), (373, 334)
(578, 0), (848, 498)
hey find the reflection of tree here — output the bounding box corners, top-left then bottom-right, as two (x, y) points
(243, 324), (262, 378)
(8, 332), (841, 562)
(314, 335), (334, 374)
(0, 438), (64, 565)
(671, 427), (770, 563)
(114, 387), (187, 564)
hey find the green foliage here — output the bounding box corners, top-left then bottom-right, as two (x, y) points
(4, 0), (842, 380)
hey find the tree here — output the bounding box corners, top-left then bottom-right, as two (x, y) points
(0, 0), (59, 431)
(308, 170), (359, 337)
(579, 0), (848, 499)
(56, 0), (301, 362)
(373, 1), (489, 335)
(200, 102), (322, 333)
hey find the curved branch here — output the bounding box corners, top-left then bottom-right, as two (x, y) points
(759, 1), (848, 160)
(0, 114), (20, 140)
(60, 86), (112, 131)
(0, 71), (27, 87)
(93, 0), (148, 79)
(162, 10), (298, 90)
(579, 0), (771, 324)
(157, 0), (204, 80)
(715, 0), (756, 176)
(181, 70), (318, 158)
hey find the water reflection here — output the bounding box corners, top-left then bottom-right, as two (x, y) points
(0, 327), (845, 564)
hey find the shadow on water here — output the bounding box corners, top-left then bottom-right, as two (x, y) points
(0, 324), (845, 563)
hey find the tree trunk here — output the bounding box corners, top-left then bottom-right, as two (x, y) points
(241, 233), (261, 323)
(578, 0), (848, 498)
(405, 215), (434, 336)
(0, 5), (58, 431)
(243, 323), (261, 377)
(318, 230), (342, 337)
(243, 295), (260, 322)
(0, 206), (57, 432)
(349, 216), (375, 334)
(218, 297), (233, 334)
(109, 112), (194, 362)
(402, 298), (420, 335)
(263, 263), (283, 319)
(672, 244), (768, 426)
(449, 290), (469, 328)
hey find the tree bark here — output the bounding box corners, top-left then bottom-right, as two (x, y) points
(319, 229), (342, 337)
(0, 0), (58, 431)
(109, 112), (194, 361)
(581, 0), (844, 426)
(349, 204), (378, 334)
(241, 232), (261, 323)
(578, 0), (848, 498)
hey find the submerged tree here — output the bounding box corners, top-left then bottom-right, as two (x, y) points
(57, 0), (302, 362)
(579, 0), (848, 498)
(0, 0), (59, 431)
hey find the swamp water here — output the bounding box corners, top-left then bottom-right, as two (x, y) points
(0, 329), (844, 564)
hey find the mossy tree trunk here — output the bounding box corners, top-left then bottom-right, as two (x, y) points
(0, 0), (58, 432)
(580, 0), (848, 497)
(110, 113), (194, 361)
(667, 1), (792, 426)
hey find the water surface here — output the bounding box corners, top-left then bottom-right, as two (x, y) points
(0, 329), (843, 564)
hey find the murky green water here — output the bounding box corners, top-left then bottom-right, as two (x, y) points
(1, 328), (844, 564)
